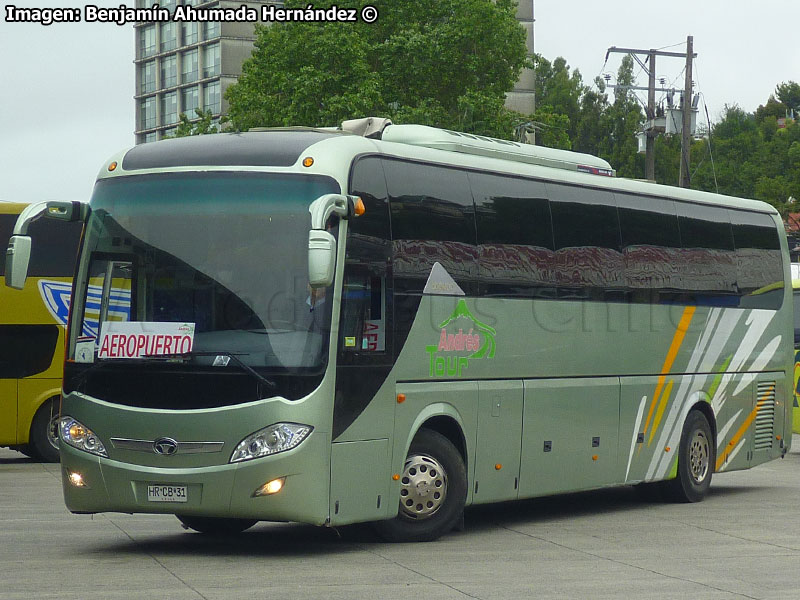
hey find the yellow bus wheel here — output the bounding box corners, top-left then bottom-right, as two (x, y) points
(30, 397), (61, 463)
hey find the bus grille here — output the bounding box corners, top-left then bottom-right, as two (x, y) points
(754, 382), (776, 451)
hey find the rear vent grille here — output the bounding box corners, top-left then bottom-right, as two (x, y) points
(754, 382), (776, 451)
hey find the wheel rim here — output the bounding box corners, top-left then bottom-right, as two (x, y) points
(399, 453), (447, 520)
(688, 429), (709, 484)
(46, 405), (60, 451)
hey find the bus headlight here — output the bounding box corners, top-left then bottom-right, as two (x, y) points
(230, 423), (312, 463)
(59, 416), (108, 458)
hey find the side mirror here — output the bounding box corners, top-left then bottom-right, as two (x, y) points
(308, 230), (336, 288)
(4, 200), (90, 289)
(5, 235), (32, 290)
(306, 194), (365, 288)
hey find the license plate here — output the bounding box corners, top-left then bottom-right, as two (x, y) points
(147, 484), (188, 503)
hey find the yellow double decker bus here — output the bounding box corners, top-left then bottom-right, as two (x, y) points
(0, 202), (82, 461)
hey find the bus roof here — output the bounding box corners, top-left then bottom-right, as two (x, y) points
(100, 123), (777, 216)
(0, 201), (29, 215)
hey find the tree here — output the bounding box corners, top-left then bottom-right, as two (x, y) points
(573, 76), (610, 156)
(226, 0), (529, 137)
(168, 109), (227, 138)
(776, 81), (800, 114)
(755, 95), (787, 122)
(600, 55), (643, 178)
(533, 55), (585, 144)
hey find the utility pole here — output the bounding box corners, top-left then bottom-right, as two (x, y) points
(679, 35), (694, 189)
(605, 42), (697, 182)
(646, 50), (656, 181)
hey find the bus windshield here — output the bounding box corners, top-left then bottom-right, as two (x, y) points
(71, 172), (340, 376)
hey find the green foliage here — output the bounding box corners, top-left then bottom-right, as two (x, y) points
(599, 55), (644, 178)
(226, 0), (528, 137)
(755, 95), (787, 122)
(573, 77), (609, 156)
(168, 109), (228, 137)
(226, 9), (799, 215)
(533, 55), (584, 143)
(526, 106), (571, 149)
(776, 81), (800, 113)
(687, 104), (800, 214)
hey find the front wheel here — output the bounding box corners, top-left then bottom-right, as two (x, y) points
(664, 410), (714, 503)
(177, 515), (257, 534)
(373, 428), (467, 542)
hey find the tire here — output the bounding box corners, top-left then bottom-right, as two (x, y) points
(29, 398), (61, 463)
(177, 515), (257, 534)
(664, 410), (714, 503)
(373, 428), (467, 542)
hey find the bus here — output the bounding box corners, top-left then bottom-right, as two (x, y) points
(793, 277), (800, 433)
(0, 202), (82, 462)
(6, 119), (792, 541)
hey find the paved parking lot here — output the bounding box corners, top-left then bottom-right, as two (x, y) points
(2, 445), (799, 599)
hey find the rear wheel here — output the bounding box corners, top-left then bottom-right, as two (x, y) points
(373, 429), (466, 542)
(177, 516), (257, 534)
(29, 398), (61, 463)
(664, 410), (714, 503)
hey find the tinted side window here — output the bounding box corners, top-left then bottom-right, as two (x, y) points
(470, 172), (554, 297)
(0, 213), (82, 277)
(0, 214), (16, 276)
(547, 184), (623, 296)
(385, 159), (477, 294)
(731, 210), (783, 309)
(27, 219), (83, 277)
(342, 156), (392, 363)
(0, 325), (59, 378)
(676, 203), (737, 300)
(617, 194), (682, 298)
(678, 203), (734, 251)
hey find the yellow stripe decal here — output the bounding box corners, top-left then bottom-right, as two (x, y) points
(715, 384), (775, 471)
(649, 379), (674, 445)
(643, 306), (696, 440)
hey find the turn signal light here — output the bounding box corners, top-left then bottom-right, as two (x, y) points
(353, 197), (366, 216)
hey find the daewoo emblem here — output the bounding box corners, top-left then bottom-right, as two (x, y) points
(153, 437), (179, 456)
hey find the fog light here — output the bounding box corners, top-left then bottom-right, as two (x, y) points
(253, 477), (285, 497)
(68, 471), (86, 488)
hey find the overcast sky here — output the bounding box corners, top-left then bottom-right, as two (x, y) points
(1, 0), (797, 205)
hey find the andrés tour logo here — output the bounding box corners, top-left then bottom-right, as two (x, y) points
(426, 299), (496, 377)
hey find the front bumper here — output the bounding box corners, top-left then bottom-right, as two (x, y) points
(60, 431), (330, 525)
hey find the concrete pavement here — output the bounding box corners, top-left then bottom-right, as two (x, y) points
(1, 446), (799, 599)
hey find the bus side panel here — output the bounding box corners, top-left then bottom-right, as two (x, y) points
(471, 380), (523, 505)
(392, 381), (478, 508)
(519, 377), (619, 498)
(0, 380), (17, 445)
(717, 371), (787, 473)
(618, 376), (667, 484)
(329, 439), (391, 525)
(620, 375), (718, 483)
(16, 378), (60, 445)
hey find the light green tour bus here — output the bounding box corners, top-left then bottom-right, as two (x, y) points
(6, 118), (792, 541)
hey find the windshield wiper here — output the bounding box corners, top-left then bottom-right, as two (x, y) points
(150, 351), (277, 390)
